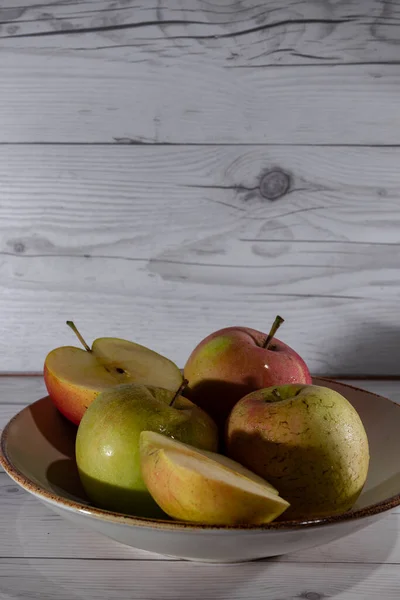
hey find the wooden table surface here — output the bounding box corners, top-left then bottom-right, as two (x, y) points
(0, 376), (399, 600)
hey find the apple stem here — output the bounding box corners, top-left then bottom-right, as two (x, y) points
(169, 379), (189, 407)
(263, 315), (285, 349)
(66, 321), (91, 352)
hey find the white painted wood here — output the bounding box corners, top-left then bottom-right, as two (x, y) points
(2, 0), (399, 145)
(2, 51), (399, 143)
(0, 378), (47, 431)
(0, 558), (399, 599)
(1, 0), (399, 66)
(0, 377), (47, 406)
(0, 145), (399, 374)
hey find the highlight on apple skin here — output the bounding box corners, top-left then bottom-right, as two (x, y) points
(184, 316), (312, 430)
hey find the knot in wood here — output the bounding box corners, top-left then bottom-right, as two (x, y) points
(300, 593), (323, 600)
(259, 170), (290, 200)
(13, 242), (26, 254)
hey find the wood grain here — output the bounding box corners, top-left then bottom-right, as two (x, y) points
(1, 0), (399, 67)
(0, 557), (399, 599)
(1, 53), (400, 143)
(0, 145), (399, 374)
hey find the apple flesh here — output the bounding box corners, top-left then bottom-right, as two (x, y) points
(184, 320), (311, 430)
(140, 431), (289, 525)
(226, 384), (370, 519)
(44, 330), (183, 425)
(75, 383), (218, 518)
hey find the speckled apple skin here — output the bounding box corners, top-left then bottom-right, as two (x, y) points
(226, 384), (370, 519)
(183, 327), (312, 430)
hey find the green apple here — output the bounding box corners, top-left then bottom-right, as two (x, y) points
(226, 384), (369, 519)
(75, 381), (218, 518)
(140, 431), (290, 525)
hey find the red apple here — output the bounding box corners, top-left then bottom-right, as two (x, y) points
(184, 316), (312, 430)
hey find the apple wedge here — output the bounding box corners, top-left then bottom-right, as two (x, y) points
(44, 322), (182, 425)
(139, 431), (290, 525)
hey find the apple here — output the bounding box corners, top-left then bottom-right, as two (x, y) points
(44, 321), (183, 425)
(184, 316), (311, 430)
(75, 380), (218, 518)
(226, 384), (370, 519)
(139, 431), (289, 525)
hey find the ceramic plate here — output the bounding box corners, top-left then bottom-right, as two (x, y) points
(1, 377), (400, 562)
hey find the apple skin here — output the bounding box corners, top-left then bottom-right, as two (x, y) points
(139, 431), (289, 525)
(225, 384), (370, 520)
(44, 354), (100, 425)
(184, 326), (312, 430)
(75, 383), (218, 518)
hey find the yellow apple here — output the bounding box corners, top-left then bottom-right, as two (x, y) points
(44, 321), (182, 424)
(139, 431), (290, 525)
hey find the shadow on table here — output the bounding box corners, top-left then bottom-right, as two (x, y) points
(328, 322), (400, 376)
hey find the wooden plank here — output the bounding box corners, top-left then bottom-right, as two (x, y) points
(0, 378), (47, 432)
(0, 145), (399, 373)
(3, 144), (400, 245)
(1, 0), (399, 66)
(0, 376), (47, 407)
(1, 53), (400, 143)
(0, 470), (399, 563)
(0, 558), (399, 599)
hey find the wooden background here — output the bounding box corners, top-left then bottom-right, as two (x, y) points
(1, 0), (400, 376)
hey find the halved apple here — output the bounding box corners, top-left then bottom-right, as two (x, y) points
(139, 431), (290, 525)
(44, 322), (182, 425)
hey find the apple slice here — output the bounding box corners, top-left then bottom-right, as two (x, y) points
(44, 322), (183, 425)
(139, 431), (290, 525)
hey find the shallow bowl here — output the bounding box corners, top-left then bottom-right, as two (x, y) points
(1, 377), (400, 563)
